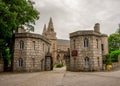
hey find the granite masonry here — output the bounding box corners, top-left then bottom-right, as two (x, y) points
(13, 33), (51, 72)
(69, 23), (108, 71)
(13, 17), (70, 72)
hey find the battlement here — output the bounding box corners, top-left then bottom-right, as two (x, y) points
(15, 33), (51, 44)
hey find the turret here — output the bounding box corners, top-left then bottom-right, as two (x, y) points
(42, 24), (47, 36)
(47, 17), (54, 32)
(94, 23), (100, 33)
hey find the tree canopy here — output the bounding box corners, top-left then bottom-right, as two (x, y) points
(110, 50), (120, 62)
(0, 0), (39, 48)
(108, 34), (120, 52)
(108, 24), (120, 53)
(0, 0), (39, 69)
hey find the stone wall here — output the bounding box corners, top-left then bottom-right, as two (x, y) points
(13, 33), (51, 72)
(0, 64), (3, 72)
(112, 62), (119, 69)
(57, 45), (69, 51)
(112, 57), (120, 69)
(101, 34), (108, 55)
(50, 39), (57, 64)
(0, 54), (4, 72)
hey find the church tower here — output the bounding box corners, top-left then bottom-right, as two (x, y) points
(42, 17), (57, 64)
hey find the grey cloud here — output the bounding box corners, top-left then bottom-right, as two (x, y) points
(32, 0), (120, 39)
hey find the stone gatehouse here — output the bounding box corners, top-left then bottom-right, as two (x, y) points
(13, 17), (70, 72)
(13, 33), (51, 72)
(69, 23), (108, 71)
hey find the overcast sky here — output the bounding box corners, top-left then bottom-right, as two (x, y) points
(32, 0), (120, 39)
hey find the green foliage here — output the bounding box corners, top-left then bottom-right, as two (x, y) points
(0, 0), (39, 68)
(115, 24), (120, 35)
(103, 54), (112, 65)
(0, 0), (39, 32)
(110, 50), (120, 62)
(4, 48), (11, 66)
(56, 64), (64, 68)
(108, 34), (120, 53)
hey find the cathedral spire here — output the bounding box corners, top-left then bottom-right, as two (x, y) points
(47, 17), (54, 32)
(42, 24), (47, 36)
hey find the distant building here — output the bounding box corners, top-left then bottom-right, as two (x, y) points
(56, 39), (70, 64)
(42, 17), (70, 64)
(69, 23), (108, 71)
(42, 17), (57, 63)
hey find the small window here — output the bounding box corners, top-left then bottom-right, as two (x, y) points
(84, 38), (89, 47)
(33, 41), (35, 50)
(73, 39), (76, 49)
(97, 57), (100, 66)
(20, 40), (24, 49)
(18, 58), (23, 67)
(85, 57), (89, 66)
(43, 43), (44, 51)
(32, 58), (35, 67)
(96, 39), (98, 48)
(101, 44), (104, 51)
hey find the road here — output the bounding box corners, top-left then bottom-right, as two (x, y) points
(0, 67), (120, 86)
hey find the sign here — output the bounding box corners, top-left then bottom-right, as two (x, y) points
(72, 50), (78, 57)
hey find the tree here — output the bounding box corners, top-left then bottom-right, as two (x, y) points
(116, 24), (120, 35)
(108, 34), (120, 52)
(103, 54), (112, 65)
(110, 50), (120, 62)
(0, 0), (39, 70)
(108, 24), (120, 53)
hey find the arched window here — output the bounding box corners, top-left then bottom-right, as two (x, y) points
(18, 58), (23, 67)
(20, 40), (24, 49)
(84, 38), (89, 47)
(84, 57), (89, 67)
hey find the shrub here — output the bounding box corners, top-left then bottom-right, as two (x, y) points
(103, 54), (112, 65)
(110, 50), (120, 62)
(56, 64), (64, 68)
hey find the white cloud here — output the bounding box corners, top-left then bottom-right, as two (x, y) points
(32, 0), (120, 39)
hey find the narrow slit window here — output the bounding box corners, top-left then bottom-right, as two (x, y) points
(19, 58), (23, 67)
(73, 39), (76, 49)
(101, 44), (104, 51)
(96, 39), (98, 48)
(20, 40), (24, 49)
(84, 38), (89, 47)
(43, 43), (44, 51)
(33, 41), (35, 50)
(97, 57), (100, 66)
(84, 57), (89, 67)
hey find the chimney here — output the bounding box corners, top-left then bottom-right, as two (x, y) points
(94, 23), (100, 33)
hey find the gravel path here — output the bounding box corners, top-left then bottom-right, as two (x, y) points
(0, 67), (120, 86)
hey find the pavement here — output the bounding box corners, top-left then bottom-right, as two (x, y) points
(0, 67), (120, 86)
